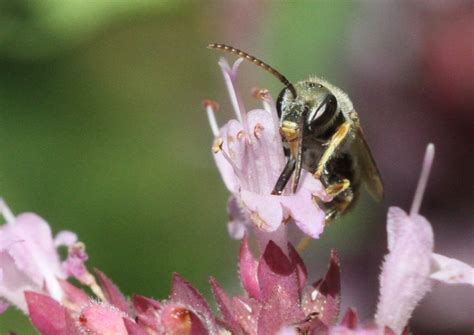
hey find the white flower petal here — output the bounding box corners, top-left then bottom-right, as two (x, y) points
(0, 212), (67, 311)
(241, 190), (283, 232)
(430, 253), (474, 285)
(54, 230), (77, 247)
(376, 207), (434, 335)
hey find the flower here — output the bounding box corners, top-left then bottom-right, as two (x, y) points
(26, 270), (220, 335)
(0, 200), (219, 335)
(375, 144), (474, 334)
(205, 58), (328, 243)
(210, 235), (341, 335)
(0, 198), (79, 312)
(206, 144), (473, 335)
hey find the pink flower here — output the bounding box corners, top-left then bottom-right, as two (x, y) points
(0, 199), (78, 312)
(375, 144), (474, 334)
(26, 270), (219, 335)
(205, 58), (328, 242)
(210, 235), (341, 334)
(430, 253), (474, 285)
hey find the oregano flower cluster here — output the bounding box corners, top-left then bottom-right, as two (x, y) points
(0, 58), (472, 335)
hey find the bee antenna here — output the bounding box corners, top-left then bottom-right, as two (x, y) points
(208, 43), (297, 98)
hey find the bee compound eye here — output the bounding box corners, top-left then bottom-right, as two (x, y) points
(308, 94), (338, 128)
(276, 88), (287, 118)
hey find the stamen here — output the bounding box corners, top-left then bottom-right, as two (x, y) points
(236, 131), (251, 146)
(252, 123), (275, 189)
(410, 143), (435, 216)
(251, 87), (270, 101)
(252, 87), (275, 117)
(212, 138), (223, 153)
(253, 87), (287, 190)
(252, 87), (285, 168)
(0, 198), (15, 225)
(213, 138), (246, 182)
(203, 100), (220, 137)
(219, 58), (263, 192)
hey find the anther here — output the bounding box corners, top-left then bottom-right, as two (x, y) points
(251, 87), (270, 101)
(203, 99), (220, 137)
(212, 138), (223, 153)
(254, 123), (264, 138)
(202, 99), (220, 111)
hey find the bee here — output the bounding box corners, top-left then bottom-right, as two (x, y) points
(208, 43), (383, 223)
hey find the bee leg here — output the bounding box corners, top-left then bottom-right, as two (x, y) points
(313, 195), (338, 224)
(314, 179), (353, 225)
(324, 209), (338, 223)
(325, 178), (350, 197)
(313, 122), (351, 180)
(271, 158), (296, 195)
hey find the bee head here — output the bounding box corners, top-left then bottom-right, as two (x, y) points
(277, 80), (339, 136)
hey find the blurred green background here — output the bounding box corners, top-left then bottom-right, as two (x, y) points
(0, 1), (472, 334)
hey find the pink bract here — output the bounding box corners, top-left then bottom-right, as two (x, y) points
(210, 235), (341, 334)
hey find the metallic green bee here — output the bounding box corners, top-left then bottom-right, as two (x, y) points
(208, 43), (383, 223)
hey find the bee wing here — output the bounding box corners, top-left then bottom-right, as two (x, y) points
(353, 125), (384, 201)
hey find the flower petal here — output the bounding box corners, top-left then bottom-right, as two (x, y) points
(54, 231), (77, 248)
(218, 58), (246, 124)
(213, 119), (244, 193)
(241, 191), (283, 232)
(1, 213), (64, 302)
(430, 253), (474, 285)
(0, 269), (9, 314)
(227, 196), (249, 240)
(385, 206), (407, 251)
(63, 243), (89, 284)
(375, 207), (434, 334)
(247, 109), (286, 192)
(280, 189), (325, 239)
(0, 251), (37, 311)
